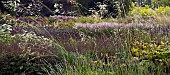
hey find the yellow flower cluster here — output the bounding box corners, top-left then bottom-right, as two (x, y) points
(129, 6), (156, 18)
(156, 6), (170, 16)
(129, 5), (170, 17)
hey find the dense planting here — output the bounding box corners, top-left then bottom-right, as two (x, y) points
(1, 0), (170, 75)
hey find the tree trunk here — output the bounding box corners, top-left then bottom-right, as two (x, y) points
(0, 1), (5, 13)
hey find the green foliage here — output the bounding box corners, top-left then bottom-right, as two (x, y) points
(0, 14), (16, 26)
(0, 24), (12, 44)
(131, 40), (170, 66)
(0, 51), (66, 75)
(153, 0), (170, 6)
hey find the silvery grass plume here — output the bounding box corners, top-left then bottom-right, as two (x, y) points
(76, 22), (124, 29)
(75, 22), (170, 37)
(50, 15), (77, 21)
(17, 17), (40, 24)
(75, 22), (155, 30)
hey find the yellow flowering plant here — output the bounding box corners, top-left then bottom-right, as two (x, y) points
(129, 5), (170, 18)
(129, 5), (157, 18)
(131, 40), (170, 65)
(156, 6), (170, 16)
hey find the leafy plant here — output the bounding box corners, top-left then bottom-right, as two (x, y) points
(131, 40), (170, 66)
(0, 24), (12, 44)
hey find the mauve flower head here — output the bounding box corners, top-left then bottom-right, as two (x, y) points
(134, 23), (154, 28)
(121, 23), (133, 28)
(36, 17), (44, 22)
(11, 26), (24, 35)
(50, 15), (77, 21)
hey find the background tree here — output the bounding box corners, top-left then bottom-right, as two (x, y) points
(0, 1), (11, 14)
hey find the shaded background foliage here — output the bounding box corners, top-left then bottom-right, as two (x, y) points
(0, 0), (158, 17)
(0, 0), (138, 17)
(0, 0), (159, 16)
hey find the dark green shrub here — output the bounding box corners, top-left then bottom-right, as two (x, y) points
(0, 51), (66, 75)
(0, 0), (16, 15)
(153, 0), (170, 7)
(76, 0), (134, 18)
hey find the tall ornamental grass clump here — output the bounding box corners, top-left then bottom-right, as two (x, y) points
(0, 31), (77, 75)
